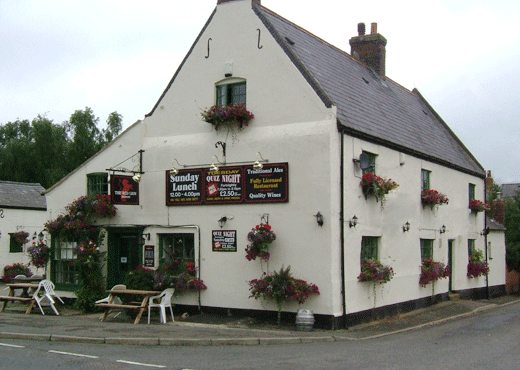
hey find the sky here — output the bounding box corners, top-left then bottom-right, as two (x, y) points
(1, 0), (519, 183)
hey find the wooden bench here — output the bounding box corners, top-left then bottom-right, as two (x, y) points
(0, 296), (36, 314)
(96, 303), (145, 310)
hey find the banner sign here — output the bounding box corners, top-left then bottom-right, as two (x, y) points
(212, 230), (237, 252)
(111, 175), (139, 205)
(144, 245), (154, 267)
(166, 163), (288, 206)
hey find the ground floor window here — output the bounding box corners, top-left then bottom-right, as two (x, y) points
(361, 236), (379, 261)
(159, 233), (195, 266)
(420, 239), (434, 260)
(51, 240), (79, 288)
(9, 234), (23, 253)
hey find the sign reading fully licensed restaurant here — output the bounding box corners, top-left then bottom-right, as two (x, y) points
(166, 163), (288, 206)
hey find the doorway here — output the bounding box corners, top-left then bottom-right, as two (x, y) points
(448, 239), (454, 292)
(106, 228), (143, 288)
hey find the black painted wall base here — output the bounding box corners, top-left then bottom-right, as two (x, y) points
(173, 284), (507, 330)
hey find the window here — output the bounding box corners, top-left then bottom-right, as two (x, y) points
(469, 183), (476, 201)
(421, 169), (431, 192)
(361, 236), (379, 261)
(87, 173), (108, 197)
(159, 233), (195, 266)
(468, 239), (476, 257)
(420, 239), (434, 260)
(9, 234), (23, 253)
(216, 82), (246, 106)
(361, 151), (377, 174)
(51, 240), (79, 288)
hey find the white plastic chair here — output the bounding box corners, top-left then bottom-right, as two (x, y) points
(33, 279), (64, 315)
(147, 288), (175, 324)
(96, 284), (126, 320)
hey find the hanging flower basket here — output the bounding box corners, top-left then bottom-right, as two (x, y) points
(360, 173), (399, 208)
(357, 259), (395, 284)
(419, 259), (450, 287)
(201, 104), (254, 131)
(27, 240), (51, 269)
(421, 189), (449, 211)
(468, 199), (490, 213)
(245, 223), (276, 261)
(12, 231), (29, 245)
(467, 249), (489, 278)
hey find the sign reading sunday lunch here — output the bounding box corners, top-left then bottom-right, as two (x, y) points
(166, 163), (288, 206)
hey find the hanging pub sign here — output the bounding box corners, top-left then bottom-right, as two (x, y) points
(166, 163), (288, 206)
(144, 245), (154, 267)
(111, 175), (139, 205)
(212, 230), (237, 252)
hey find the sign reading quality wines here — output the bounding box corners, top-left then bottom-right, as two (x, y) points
(166, 163), (288, 206)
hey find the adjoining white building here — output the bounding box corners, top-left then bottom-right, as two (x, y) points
(0, 181), (48, 276)
(44, 0), (505, 328)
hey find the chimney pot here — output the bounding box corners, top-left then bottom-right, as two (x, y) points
(357, 23), (366, 36)
(371, 23), (378, 34)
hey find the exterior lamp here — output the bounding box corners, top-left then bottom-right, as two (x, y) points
(209, 155), (220, 174)
(349, 215), (358, 228)
(403, 221), (410, 232)
(132, 173), (141, 183)
(38, 231), (44, 239)
(170, 159), (181, 175)
(253, 152), (268, 170)
(440, 225), (446, 234)
(218, 216), (234, 228)
(314, 212), (324, 226)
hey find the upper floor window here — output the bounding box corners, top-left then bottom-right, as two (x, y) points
(216, 82), (246, 106)
(469, 183), (476, 201)
(468, 239), (476, 257)
(420, 239), (434, 260)
(361, 236), (379, 261)
(361, 151), (377, 174)
(87, 173), (108, 197)
(421, 169), (431, 192)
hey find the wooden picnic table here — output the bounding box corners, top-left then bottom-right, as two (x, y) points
(0, 282), (39, 314)
(96, 289), (161, 325)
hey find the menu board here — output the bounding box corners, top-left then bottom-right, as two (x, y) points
(111, 175), (139, 205)
(166, 163), (288, 206)
(212, 230), (237, 252)
(144, 245), (154, 267)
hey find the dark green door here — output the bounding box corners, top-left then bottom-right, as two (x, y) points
(107, 228), (142, 288)
(448, 239), (454, 292)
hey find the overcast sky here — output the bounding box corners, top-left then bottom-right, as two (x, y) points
(1, 0), (519, 183)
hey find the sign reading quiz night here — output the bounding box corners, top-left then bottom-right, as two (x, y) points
(166, 163), (288, 206)
(212, 230), (237, 252)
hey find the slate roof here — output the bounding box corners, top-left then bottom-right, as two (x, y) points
(501, 183), (520, 198)
(487, 217), (506, 231)
(253, 5), (485, 178)
(0, 181), (47, 210)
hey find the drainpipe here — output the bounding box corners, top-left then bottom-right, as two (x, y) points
(340, 130), (348, 328)
(484, 187), (489, 299)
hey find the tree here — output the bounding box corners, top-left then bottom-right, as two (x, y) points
(505, 191), (520, 271)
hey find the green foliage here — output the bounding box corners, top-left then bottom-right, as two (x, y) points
(505, 191), (520, 271)
(0, 109), (122, 188)
(1, 263), (32, 283)
(73, 239), (106, 313)
(124, 266), (155, 291)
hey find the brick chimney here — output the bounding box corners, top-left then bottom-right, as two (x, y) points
(217, 0), (261, 4)
(349, 22), (387, 77)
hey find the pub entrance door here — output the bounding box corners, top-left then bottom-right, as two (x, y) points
(107, 228), (142, 288)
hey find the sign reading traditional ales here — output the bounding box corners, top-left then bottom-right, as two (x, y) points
(111, 175), (139, 205)
(166, 163), (288, 206)
(212, 230), (237, 252)
(144, 245), (154, 267)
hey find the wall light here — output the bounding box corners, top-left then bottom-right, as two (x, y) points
(218, 216), (234, 228)
(349, 215), (358, 228)
(440, 225), (446, 234)
(132, 173), (141, 183)
(142, 233), (151, 241)
(253, 152), (267, 170)
(314, 212), (324, 227)
(403, 221), (410, 232)
(170, 159), (182, 175)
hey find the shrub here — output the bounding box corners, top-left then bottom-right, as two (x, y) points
(2, 263), (32, 283)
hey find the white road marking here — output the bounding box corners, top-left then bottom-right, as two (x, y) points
(0, 343), (25, 348)
(117, 359), (167, 368)
(48, 350), (99, 359)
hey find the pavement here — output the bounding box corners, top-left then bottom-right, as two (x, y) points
(0, 287), (519, 346)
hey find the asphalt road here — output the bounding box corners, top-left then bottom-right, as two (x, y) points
(1, 301), (519, 369)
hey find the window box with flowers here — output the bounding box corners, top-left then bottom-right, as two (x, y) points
(360, 173), (399, 208)
(468, 199), (490, 214)
(245, 223), (276, 262)
(421, 189), (449, 211)
(419, 259), (450, 295)
(357, 259), (395, 307)
(467, 249), (489, 278)
(201, 103), (254, 131)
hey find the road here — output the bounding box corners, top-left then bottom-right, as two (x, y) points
(1, 302), (519, 369)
